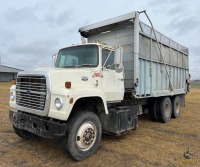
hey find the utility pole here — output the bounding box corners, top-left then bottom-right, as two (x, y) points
(0, 56), (1, 65)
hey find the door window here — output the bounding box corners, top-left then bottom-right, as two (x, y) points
(102, 49), (114, 69)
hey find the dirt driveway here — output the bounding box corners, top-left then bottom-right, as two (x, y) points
(0, 82), (199, 167)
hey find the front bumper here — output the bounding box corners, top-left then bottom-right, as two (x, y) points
(9, 110), (67, 139)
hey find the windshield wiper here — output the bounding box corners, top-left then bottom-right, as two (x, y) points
(77, 64), (96, 67)
(63, 65), (76, 68)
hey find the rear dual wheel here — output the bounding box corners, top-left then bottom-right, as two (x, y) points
(159, 97), (172, 123)
(149, 96), (181, 123)
(149, 99), (160, 122)
(171, 96), (181, 118)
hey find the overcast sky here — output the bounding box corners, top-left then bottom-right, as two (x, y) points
(0, 0), (199, 79)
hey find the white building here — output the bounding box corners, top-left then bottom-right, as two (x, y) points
(0, 65), (23, 82)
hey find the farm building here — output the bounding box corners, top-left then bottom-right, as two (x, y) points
(0, 65), (23, 82)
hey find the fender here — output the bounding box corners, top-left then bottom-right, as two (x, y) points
(70, 87), (108, 114)
(48, 87), (108, 121)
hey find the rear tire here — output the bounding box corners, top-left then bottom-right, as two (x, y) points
(159, 97), (172, 123)
(13, 126), (34, 140)
(171, 96), (181, 118)
(149, 99), (160, 122)
(63, 111), (102, 161)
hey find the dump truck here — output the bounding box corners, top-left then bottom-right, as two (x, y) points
(9, 11), (190, 161)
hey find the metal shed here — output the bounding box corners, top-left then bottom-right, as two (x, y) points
(0, 65), (23, 82)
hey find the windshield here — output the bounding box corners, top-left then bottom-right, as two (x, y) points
(55, 45), (98, 68)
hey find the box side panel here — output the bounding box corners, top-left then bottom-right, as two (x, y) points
(136, 22), (189, 97)
(139, 35), (151, 59)
(138, 58), (188, 97)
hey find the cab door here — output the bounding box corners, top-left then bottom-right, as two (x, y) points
(101, 48), (124, 102)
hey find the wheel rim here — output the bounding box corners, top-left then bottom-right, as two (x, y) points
(76, 121), (96, 151)
(165, 103), (171, 118)
(175, 101), (180, 114)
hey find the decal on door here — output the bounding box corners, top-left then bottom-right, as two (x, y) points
(92, 72), (102, 78)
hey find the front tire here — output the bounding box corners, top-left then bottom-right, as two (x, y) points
(63, 111), (102, 161)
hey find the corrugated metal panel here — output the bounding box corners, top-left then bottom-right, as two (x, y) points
(162, 45), (170, 64)
(0, 72), (17, 82)
(151, 41), (160, 62)
(137, 58), (187, 97)
(139, 35), (151, 59)
(0, 65), (22, 73)
(140, 22), (189, 55)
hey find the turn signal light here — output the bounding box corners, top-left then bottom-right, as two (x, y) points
(65, 82), (71, 88)
(11, 80), (16, 85)
(69, 98), (73, 104)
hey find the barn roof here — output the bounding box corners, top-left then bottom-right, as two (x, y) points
(0, 65), (23, 73)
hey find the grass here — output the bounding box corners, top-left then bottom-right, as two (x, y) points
(191, 81), (200, 89)
(0, 82), (199, 167)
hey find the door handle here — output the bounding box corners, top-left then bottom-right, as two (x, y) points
(95, 80), (99, 86)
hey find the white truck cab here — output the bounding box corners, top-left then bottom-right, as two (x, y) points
(9, 42), (137, 161)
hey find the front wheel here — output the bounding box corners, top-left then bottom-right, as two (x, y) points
(63, 111), (102, 161)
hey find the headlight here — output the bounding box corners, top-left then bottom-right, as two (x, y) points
(10, 92), (15, 101)
(55, 98), (63, 110)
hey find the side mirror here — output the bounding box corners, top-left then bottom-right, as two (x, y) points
(114, 46), (123, 64)
(114, 46), (123, 73)
(115, 64), (124, 73)
(52, 54), (57, 67)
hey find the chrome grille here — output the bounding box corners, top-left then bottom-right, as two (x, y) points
(16, 75), (46, 111)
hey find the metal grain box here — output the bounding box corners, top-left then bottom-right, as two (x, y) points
(79, 11), (190, 99)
